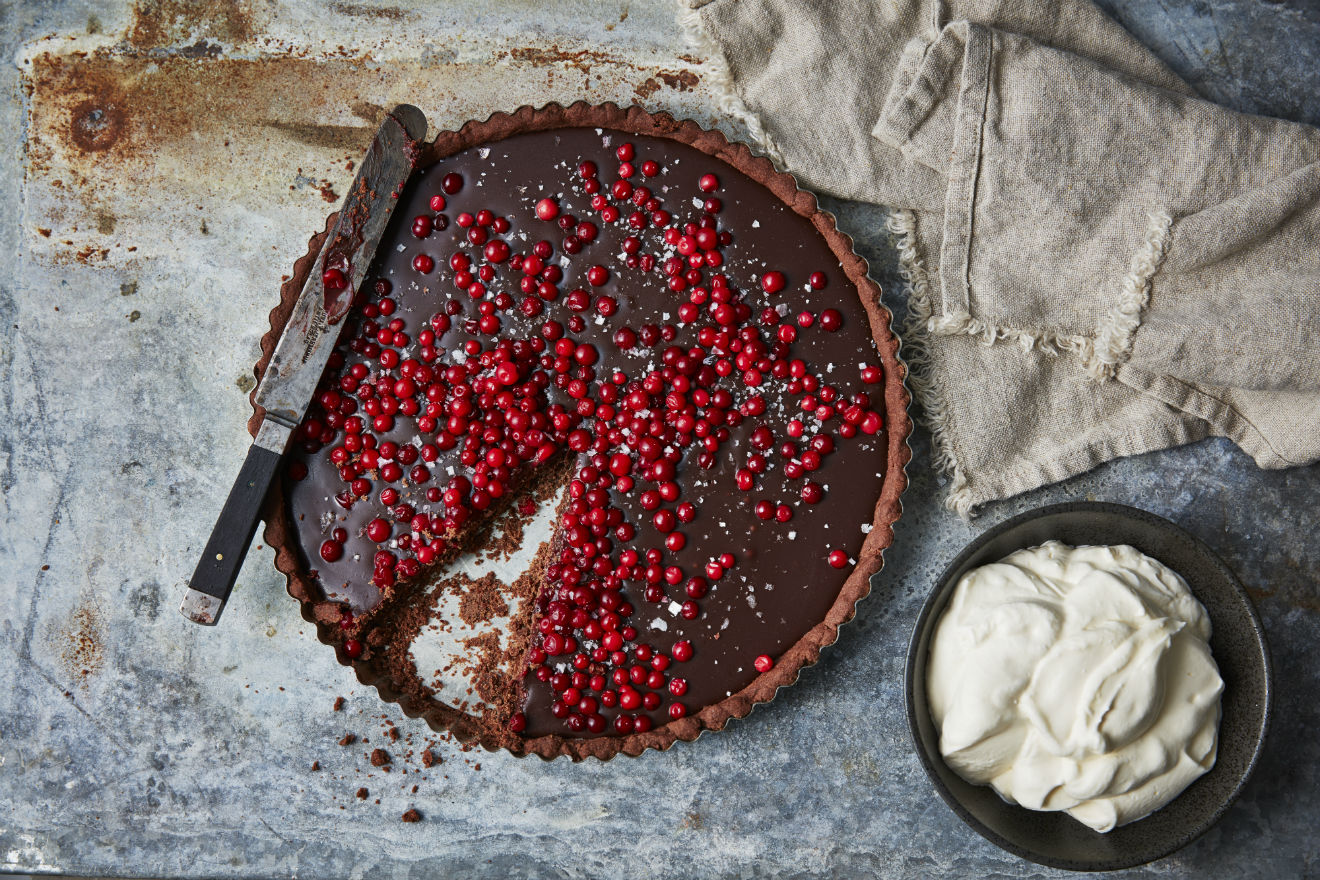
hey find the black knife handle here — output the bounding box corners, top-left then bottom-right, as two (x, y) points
(184, 443), (283, 624)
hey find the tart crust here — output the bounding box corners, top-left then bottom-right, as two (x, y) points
(254, 102), (912, 760)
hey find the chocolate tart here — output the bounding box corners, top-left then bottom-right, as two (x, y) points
(256, 103), (911, 760)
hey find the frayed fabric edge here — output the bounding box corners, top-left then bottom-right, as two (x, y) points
(886, 208), (979, 517)
(891, 207), (1181, 517)
(1084, 210), (1174, 380)
(674, 2), (789, 170)
(928, 310), (1093, 357)
(887, 209), (1092, 516)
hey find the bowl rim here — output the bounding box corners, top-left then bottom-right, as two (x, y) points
(905, 500), (1272, 871)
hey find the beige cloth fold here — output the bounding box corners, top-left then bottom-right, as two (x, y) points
(680, 0), (1320, 514)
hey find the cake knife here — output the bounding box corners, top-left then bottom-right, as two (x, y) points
(181, 104), (428, 625)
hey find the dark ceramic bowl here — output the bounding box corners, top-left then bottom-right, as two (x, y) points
(907, 501), (1271, 871)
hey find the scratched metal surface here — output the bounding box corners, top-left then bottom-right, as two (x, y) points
(2, 1), (1318, 878)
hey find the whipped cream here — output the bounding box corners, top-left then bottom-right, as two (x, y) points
(927, 541), (1223, 832)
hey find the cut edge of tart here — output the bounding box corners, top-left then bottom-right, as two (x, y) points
(255, 102), (912, 761)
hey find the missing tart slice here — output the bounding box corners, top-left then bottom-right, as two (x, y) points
(259, 103), (911, 760)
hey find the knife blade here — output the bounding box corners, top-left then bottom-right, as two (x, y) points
(181, 104), (428, 626)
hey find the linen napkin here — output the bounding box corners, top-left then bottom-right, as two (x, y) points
(678, 0), (1320, 515)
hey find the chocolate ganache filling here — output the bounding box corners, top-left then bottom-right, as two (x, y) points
(285, 126), (890, 741)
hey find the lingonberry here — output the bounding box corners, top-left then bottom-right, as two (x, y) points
(760, 271), (786, 293)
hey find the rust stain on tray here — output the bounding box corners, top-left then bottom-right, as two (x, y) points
(328, 2), (414, 21)
(26, 51), (706, 182)
(28, 52), (376, 173)
(503, 45), (702, 96)
(505, 45), (624, 74)
(20, 29), (719, 268)
(60, 602), (105, 685)
(69, 95), (126, 152)
(635, 78), (661, 99)
(635, 71), (699, 100)
(659, 69), (699, 91)
(127, 0), (257, 49)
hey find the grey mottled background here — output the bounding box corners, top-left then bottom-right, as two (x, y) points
(2, 0), (1318, 877)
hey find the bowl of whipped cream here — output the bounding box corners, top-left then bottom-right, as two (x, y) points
(907, 501), (1270, 870)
